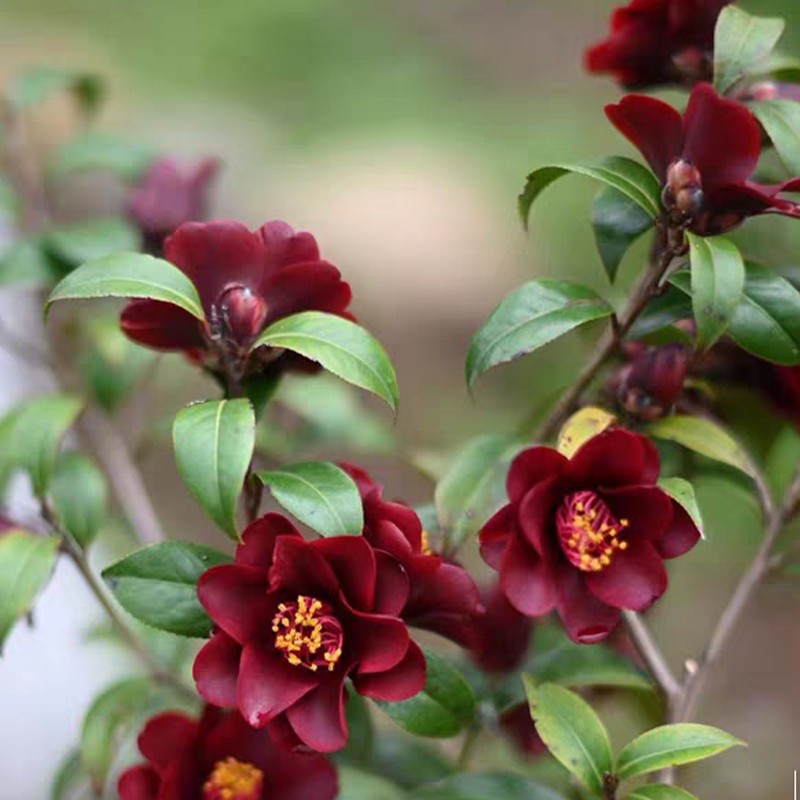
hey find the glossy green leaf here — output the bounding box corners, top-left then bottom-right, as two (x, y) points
(714, 6), (785, 94)
(378, 650), (476, 738)
(102, 541), (232, 637)
(752, 99), (800, 175)
(173, 399), (255, 540)
(338, 767), (407, 800)
(53, 133), (155, 181)
(519, 157), (661, 228)
(434, 434), (523, 551)
(591, 186), (654, 283)
(524, 678), (612, 795)
(252, 311), (398, 413)
(256, 461), (363, 537)
(50, 452), (108, 549)
(658, 477), (704, 539)
(616, 723), (745, 781)
(80, 677), (153, 793)
(46, 252), (204, 320)
(411, 773), (568, 800)
(0, 530), (61, 651)
(648, 415), (755, 477)
(0, 241), (57, 288)
(50, 749), (88, 800)
(44, 218), (140, 268)
(466, 279), (613, 387)
(10, 67), (104, 114)
(628, 286), (693, 343)
(626, 787), (699, 800)
(687, 233), (744, 350)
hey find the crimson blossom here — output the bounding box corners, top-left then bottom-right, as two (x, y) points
(607, 83), (800, 236)
(479, 428), (701, 644)
(341, 463), (481, 647)
(117, 707), (337, 800)
(586, 0), (730, 88)
(193, 514), (425, 753)
(120, 220), (352, 384)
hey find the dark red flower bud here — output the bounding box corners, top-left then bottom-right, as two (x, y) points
(217, 285), (268, 344)
(616, 344), (688, 420)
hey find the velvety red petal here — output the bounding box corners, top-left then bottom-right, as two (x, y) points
(605, 93), (683, 179)
(261, 263), (352, 324)
(197, 564), (270, 644)
(267, 536), (339, 598)
(137, 712), (197, 771)
(348, 609), (410, 674)
(471, 583), (533, 674)
(567, 428), (648, 488)
(285, 679), (348, 753)
(586, 539), (668, 611)
(120, 299), (205, 351)
(193, 632), (241, 708)
(479, 504), (515, 570)
(500, 534), (557, 617)
(235, 513), (303, 569)
(259, 221), (321, 271)
(507, 446), (568, 504)
(640, 434), (661, 484)
(556, 568), (622, 644)
(602, 485), (673, 544)
(352, 639), (426, 701)
(657, 499), (701, 558)
(367, 519), (416, 560)
(682, 83), (761, 187)
(518, 478), (560, 557)
(118, 765), (160, 800)
(373, 550), (410, 616)
(366, 495), (424, 553)
(311, 535), (376, 611)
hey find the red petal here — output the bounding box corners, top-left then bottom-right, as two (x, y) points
(586, 539), (668, 611)
(479, 504), (515, 570)
(657, 499), (701, 558)
(518, 478), (560, 556)
(353, 639), (426, 701)
(197, 564), (270, 644)
(137, 712), (197, 770)
(567, 428), (649, 488)
(640, 435), (661, 484)
(120, 299), (205, 351)
(236, 513), (303, 568)
(259, 221), (321, 270)
(348, 609), (410, 674)
(373, 550), (410, 616)
(500, 534), (557, 617)
(602, 485), (673, 543)
(507, 446), (568, 504)
(285, 679), (349, 752)
(312, 535), (376, 610)
(261, 262), (352, 324)
(193, 632), (241, 708)
(556, 568), (622, 644)
(605, 93), (683, 179)
(118, 765), (160, 800)
(267, 536), (339, 597)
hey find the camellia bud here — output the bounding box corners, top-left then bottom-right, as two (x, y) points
(616, 343), (688, 421)
(665, 158), (704, 216)
(218, 285), (268, 344)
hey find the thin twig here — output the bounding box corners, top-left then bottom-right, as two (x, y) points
(624, 611), (681, 702)
(456, 722), (481, 771)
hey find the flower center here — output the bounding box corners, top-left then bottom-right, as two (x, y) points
(555, 491), (629, 572)
(203, 757), (264, 800)
(272, 595), (344, 672)
(420, 529), (433, 556)
(217, 285), (268, 344)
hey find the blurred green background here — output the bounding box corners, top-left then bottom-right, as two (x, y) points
(1, 1), (799, 798)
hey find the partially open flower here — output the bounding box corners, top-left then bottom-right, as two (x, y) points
(586, 0), (730, 88)
(120, 220), (352, 385)
(193, 514), (424, 752)
(341, 463), (481, 648)
(613, 343), (689, 420)
(479, 428), (701, 644)
(606, 83), (800, 236)
(117, 707), (337, 800)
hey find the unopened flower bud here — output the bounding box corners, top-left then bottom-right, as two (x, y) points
(218, 285), (268, 344)
(617, 343), (688, 420)
(665, 159), (704, 216)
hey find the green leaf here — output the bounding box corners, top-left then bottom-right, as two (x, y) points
(466, 279), (613, 387)
(714, 6), (785, 95)
(0, 241), (58, 288)
(252, 311), (398, 413)
(10, 67), (104, 114)
(752, 99), (800, 176)
(378, 650), (476, 738)
(616, 723), (745, 781)
(337, 767), (407, 800)
(0, 530), (61, 651)
(46, 252), (204, 320)
(628, 286), (693, 343)
(766, 425), (800, 498)
(50, 749), (88, 800)
(434, 435), (523, 551)
(0, 394), (83, 496)
(519, 156), (661, 229)
(626, 787), (699, 800)
(50, 452), (108, 549)
(658, 477), (704, 539)
(648, 415), (755, 477)
(687, 233), (744, 350)
(591, 186), (654, 283)
(370, 734), (453, 789)
(524, 678), (613, 795)
(102, 541), (232, 637)
(44, 218), (140, 268)
(173, 399), (255, 540)
(80, 677), (153, 793)
(256, 461), (363, 537)
(53, 133), (155, 181)
(411, 773), (568, 800)
(340, 691), (374, 766)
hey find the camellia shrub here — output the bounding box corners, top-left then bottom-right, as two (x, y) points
(3, 2), (800, 798)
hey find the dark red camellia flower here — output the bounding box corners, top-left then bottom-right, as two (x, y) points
(470, 582), (533, 674)
(117, 706), (337, 800)
(193, 513), (425, 753)
(586, 0), (730, 88)
(128, 157), (219, 255)
(607, 83), (800, 236)
(120, 220), (352, 383)
(340, 463), (481, 648)
(479, 428), (701, 644)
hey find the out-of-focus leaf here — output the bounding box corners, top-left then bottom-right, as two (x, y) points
(0, 240), (58, 288)
(10, 67), (104, 114)
(411, 773), (568, 800)
(766, 426), (800, 498)
(753, 99), (800, 175)
(53, 133), (155, 181)
(44, 218), (140, 268)
(658, 477), (704, 539)
(370, 734), (452, 789)
(50, 749), (88, 800)
(626, 787), (700, 800)
(556, 407), (616, 458)
(50, 452), (108, 549)
(337, 767), (407, 800)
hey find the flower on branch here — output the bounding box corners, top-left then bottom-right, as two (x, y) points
(585, 0), (730, 88)
(479, 428), (701, 644)
(193, 513), (425, 752)
(607, 83), (800, 236)
(117, 706), (338, 800)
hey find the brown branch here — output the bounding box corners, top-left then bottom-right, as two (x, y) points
(624, 611), (681, 702)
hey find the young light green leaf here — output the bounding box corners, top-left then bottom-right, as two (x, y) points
(46, 252), (204, 320)
(658, 477), (704, 539)
(616, 723), (745, 781)
(411, 773), (569, 800)
(50, 749), (88, 800)
(252, 311), (398, 413)
(556, 407), (617, 459)
(10, 67), (104, 114)
(626, 787), (699, 800)
(256, 462), (364, 537)
(648, 415), (755, 477)
(52, 133), (155, 181)
(378, 650), (476, 738)
(337, 767), (407, 800)
(519, 157), (661, 228)
(714, 6), (785, 95)
(50, 452), (108, 549)
(44, 218), (140, 268)
(752, 99), (800, 176)
(102, 541), (232, 637)
(0, 530), (61, 651)
(173, 399), (255, 540)
(687, 233), (744, 350)
(466, 280), (613, 387)
(524, 678), (613, 795)
(591, 186), (654, 283)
